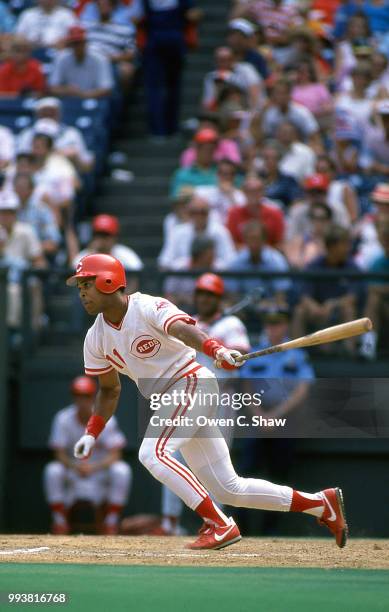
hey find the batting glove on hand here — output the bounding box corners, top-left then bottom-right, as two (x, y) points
(214, 348), (243, 370)
(74, 434), (96, 459)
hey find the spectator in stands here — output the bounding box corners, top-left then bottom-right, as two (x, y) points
(74, 213), (143, 274)
(30, 123), (78, 219)
(285, 202), (333, 269)
(276, 121), (316, 183)
(262, 79), (322, 152)
(170, 128), (219, 197)
(315, 154), (358, 226)
(253, 140), (302, 209)
(163, 186), (192, 243)
(0, 190), (46, 330)
(158, 194), (236, 270)
(226, 18), (269, 79)
(18, 97), (95, 173)
(366, 52), (389, 98)
(163, 235), (217, 309)
(227, 174), (285, 247)
(135, 0), (202, 139)
(43, 375), (131, 535)
(227, 220), (290, 300)
(13, 173), (61, 259)
(16, 0), (77, 47)
(360, 218), (389, 359)
(232, 0), (302, 63)
(0, 124), (15, 171)
(202, 46), (264, 112)
(335, 62), (374, 132)
(49, 25), (114, 99)
(180, 123), (241, 167)
(334, 12), (371, 86)
(79, 0), (142, 25)
(354, 183), (389, 269)
(293, 225), (362, 353)
(360, 100), (389, 180)
(290, 59), (333, 130)
(287, 173), (331, 238)
(195, 159), (246, 224)
(0, 36), (46, 97)
(80, 0), (136, 92)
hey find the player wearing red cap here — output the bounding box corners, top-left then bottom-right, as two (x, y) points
(68, 254), (348, 550)
(43, 372), (131, 535)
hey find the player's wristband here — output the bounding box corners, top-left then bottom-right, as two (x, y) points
(202, 338), (223, 359)
(86, 415), (106, 439)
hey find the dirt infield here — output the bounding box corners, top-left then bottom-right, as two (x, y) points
(1, 535), (388, 569)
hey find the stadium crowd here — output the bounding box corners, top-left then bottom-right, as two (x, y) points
(0, 0), (388, 361)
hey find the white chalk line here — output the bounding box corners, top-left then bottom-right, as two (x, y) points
(0, 547), (50, 555)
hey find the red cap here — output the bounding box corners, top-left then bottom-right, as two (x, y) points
(92, 214), (119, 236)
(195, 273), (224, 296)
(304, 173), (330, 191)
(71, 376), (96, 396)
(67, 25), (86, 43)
(194, 128), (219, 144)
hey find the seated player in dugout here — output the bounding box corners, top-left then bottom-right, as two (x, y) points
(66, 253), (348, 550)
(43, 375), (131, 535)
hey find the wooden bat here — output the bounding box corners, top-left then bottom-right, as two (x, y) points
(235, 317), (373, 363)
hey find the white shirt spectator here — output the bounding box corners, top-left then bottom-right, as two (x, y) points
(34, 153), (77, 206)
(18, 123), (94, 167)
(3, 220), (42, 262)
(0, 125), (15, 168)
(16, 5), (77, 46)
(279, 142), (316, 182)
(263, 102), (319, 140)
(195, 185), (246, 224)
(202, 62), (263, 109)
(74, 245), (143, 271)
(159, 220), (237, 270)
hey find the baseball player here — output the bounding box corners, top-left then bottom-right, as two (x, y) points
(43, 375), (131, 535)
(68, 253), (348, 550)
(159, 273), (251, 535)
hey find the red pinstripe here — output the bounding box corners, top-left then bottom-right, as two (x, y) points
(155, 373), (207, 499)
(85, 366), (113, 375)
(106, 354), (124, 369)
(164, 314), (195, 334)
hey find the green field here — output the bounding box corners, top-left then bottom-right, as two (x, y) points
(1, 564), (389, 612)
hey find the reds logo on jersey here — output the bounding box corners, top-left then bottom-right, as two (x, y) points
(131, 335), (161, 359)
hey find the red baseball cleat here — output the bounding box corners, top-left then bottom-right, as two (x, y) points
(186, 519), (241, 550)
(318, 487), (348, 548)
(51, 523), (69, 535)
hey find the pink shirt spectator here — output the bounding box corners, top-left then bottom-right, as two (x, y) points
(291, 84), (333, 116)
(180, 138), (241, 168)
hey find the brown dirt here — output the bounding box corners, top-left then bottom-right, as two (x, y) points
(1, 535), (389, 569)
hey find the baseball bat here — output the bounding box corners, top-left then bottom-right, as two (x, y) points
(235, 317), (373, 363)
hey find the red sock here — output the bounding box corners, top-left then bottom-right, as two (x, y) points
(290, 490), (324, 517)
(50, 503), (66, 515)
(50, 503), (67, 525)
(105, 504), (123, 526)
(195, 496), (229, 527)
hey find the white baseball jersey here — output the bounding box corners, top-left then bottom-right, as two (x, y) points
(84, 293), (199, 398)
(49, 404), (126, 464)
(195, 314), (250, 378)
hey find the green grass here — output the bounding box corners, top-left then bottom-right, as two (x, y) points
(0, 564), (388, 612)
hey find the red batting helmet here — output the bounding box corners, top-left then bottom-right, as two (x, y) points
(195, 273), (224, 296)
(71, 376), (96, 396)
(66, 253), (126, 294)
